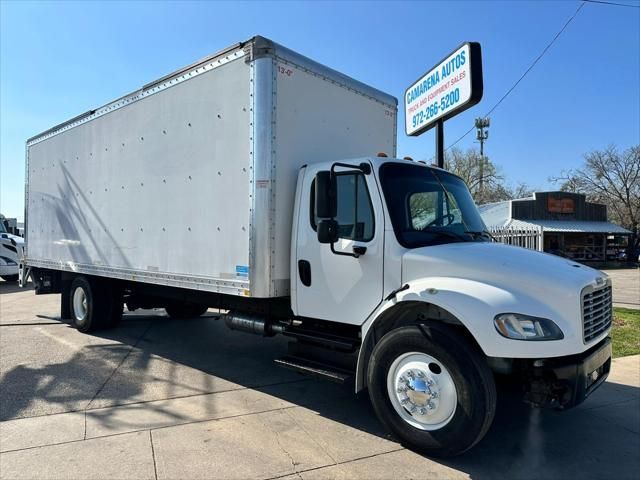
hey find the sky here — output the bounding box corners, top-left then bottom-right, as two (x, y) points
(1, 0), (639, 221)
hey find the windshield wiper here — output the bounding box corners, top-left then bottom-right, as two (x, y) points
(422, 229), (468, 242)
(464, 230), (495, 241)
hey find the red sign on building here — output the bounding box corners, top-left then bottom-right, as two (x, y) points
(547, 197), (575, 214)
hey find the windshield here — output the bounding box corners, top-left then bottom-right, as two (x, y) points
(0, 220), (7, 234)
(379, 163), (488, 248)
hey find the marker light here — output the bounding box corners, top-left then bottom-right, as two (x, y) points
(494, 313), (564, 341)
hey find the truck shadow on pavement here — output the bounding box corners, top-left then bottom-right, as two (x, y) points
(1, 310), (637, 479)
(0, 280), (31, 294)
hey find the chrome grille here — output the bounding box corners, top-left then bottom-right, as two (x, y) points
(582, 285), (612, 343)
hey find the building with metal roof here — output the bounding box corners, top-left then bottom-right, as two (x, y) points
(479, 191), (631, 263)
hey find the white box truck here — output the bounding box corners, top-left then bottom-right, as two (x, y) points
(22, 36), (613, 456)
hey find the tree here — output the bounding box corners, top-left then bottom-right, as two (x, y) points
(444, 147), (533, 204)
(550, 145), (640, 249)
(509, 182), (535, 200)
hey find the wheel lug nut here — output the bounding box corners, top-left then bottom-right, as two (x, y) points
(419, 407), (426, 415)
(427, 402), (435, 410)
(431, 391), (438, 398)
(417, 371), (425, 378)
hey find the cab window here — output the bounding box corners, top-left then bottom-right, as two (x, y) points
(409, 191), (462, 230)
(310, 173), (375, 242)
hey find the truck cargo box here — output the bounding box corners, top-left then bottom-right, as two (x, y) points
(25, 36), (397, 297)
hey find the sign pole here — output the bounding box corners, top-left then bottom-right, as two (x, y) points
(436, 119), (444, 168)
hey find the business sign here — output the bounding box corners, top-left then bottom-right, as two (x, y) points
(547, 197), (575, 214)
(405, 42), (483, 136)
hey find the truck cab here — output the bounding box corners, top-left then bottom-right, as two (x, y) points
(290, 156), (612, 455)
(0, 215), (24, 282)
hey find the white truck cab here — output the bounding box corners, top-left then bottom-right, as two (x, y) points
(22, 36), (612, 457)
(0, 216), (24, 282)
(288, 156), (611, 454)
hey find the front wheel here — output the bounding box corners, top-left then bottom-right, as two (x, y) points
(1, 274), (18, 282)
(367, 325), (496, 457)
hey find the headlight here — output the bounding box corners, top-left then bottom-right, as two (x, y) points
(494, 313), (564, 341)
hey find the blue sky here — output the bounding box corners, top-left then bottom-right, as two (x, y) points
(2, 0), (639, 220)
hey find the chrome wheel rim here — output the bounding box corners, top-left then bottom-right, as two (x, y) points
(386, 352), (457, 431)
(72, 287), (88, 324)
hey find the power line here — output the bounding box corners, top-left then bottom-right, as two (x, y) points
(583, 0), (640, 8)
(437, 1), (587, 158)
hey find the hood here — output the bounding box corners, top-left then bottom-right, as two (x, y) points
(402, 242), (606, 299)
(1, 233), (24, 245)
(1, 233), (25, 260)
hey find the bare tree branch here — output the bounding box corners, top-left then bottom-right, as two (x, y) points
(444, 147), (534, 204)
(549, 144), (640, 249)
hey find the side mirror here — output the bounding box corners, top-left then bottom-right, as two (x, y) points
(315, 171), (337, 219)
(317, 219), (339, 244)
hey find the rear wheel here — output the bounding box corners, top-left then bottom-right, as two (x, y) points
(367, 324), (496, 457)
(1, 275), (18, 282)
(69, 276), (122, 332)
(165, 302), (208, 319)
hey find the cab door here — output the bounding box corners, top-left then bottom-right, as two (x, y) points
(294, 163), (384, 325)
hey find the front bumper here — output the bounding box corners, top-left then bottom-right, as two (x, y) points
(524, 337), (612, 409)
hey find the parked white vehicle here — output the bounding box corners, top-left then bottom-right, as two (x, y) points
(22, 36), (612, 456)
(0, 216), (23, 282)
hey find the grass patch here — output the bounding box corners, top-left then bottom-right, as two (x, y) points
(612, 307), (640, 358)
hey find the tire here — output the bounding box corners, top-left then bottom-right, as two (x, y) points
(69, 276), (123, 332)
(367, 324), (496, 457)
(61, 281), (72, 320)
(1, 275), (18, 282)
(164, 302), (208, 319)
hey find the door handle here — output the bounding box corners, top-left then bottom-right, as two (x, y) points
(353, 246), (367, 257)
(298, 260), (311, 287)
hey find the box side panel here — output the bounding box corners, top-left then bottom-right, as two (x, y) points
(269, 57), (397, 296)
(26, 57), (252, 295)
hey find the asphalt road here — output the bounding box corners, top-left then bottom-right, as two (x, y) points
(0, 281), (638, 480)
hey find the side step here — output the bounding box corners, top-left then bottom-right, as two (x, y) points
(274, 355), (353, 384)
(283, 329), (358, 351)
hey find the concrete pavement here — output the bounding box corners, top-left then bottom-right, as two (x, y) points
(1, 282), (639, 480)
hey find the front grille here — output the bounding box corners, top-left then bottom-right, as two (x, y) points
(582, 285), (612, 343)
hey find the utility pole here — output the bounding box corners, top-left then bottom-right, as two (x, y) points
(475, 117), (490, 199)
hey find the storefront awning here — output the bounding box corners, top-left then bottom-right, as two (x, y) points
(508, 219), (631, 234)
